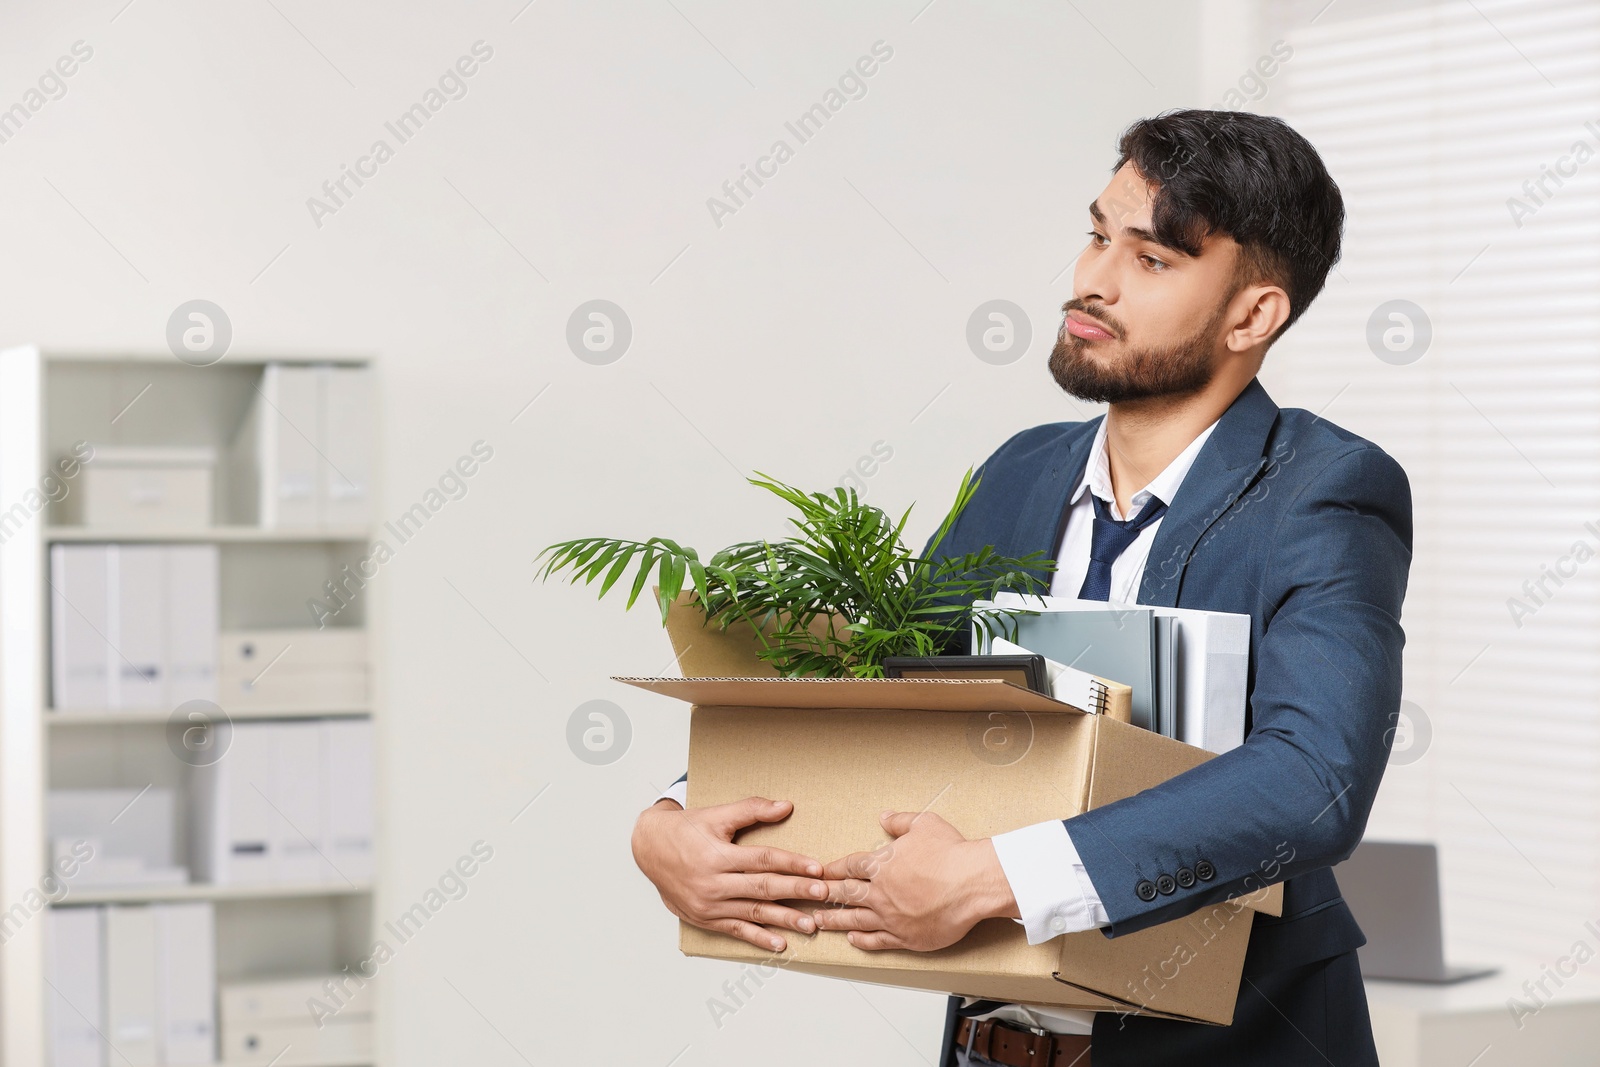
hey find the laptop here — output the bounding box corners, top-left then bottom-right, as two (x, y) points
(1333, 840), (1497, 983)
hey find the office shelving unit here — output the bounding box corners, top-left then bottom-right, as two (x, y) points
(0, 346), (382, 1067)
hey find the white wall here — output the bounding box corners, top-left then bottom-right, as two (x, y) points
(0, 2), (1207, 1062)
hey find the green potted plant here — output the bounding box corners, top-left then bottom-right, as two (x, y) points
(534, 468), (1055, 678)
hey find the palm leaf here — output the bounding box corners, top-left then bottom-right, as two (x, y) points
(534, 468), (1055, 676)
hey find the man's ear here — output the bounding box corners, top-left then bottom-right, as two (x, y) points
(1226, 284), (1292, 353)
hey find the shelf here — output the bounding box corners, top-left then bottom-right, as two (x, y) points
(46, 526), (374, 543)
(43, 350), (373, 367)
(48, 707), (372, 727)
(54, 881), (373, 905)
(187, 1060), (369, 1067)
(5, 344), (385, 1064)
(187, 1060), (368, 1067)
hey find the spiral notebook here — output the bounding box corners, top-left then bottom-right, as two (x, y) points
(988, 636), (1111, 714)
(984, 607), (1159, 732)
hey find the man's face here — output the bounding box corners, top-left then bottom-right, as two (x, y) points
(1050, 162), (1243, 405)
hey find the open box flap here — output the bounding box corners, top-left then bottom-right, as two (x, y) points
(1049, 973), (1230, 1025)
(612, 675), (1091, 714)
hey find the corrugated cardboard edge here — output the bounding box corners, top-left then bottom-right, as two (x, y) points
(683, 945), (1239, 1025)
(614, 675), (1093, 714)
(658, 586), (852, 678)
(1049, 972), (1229, 1025)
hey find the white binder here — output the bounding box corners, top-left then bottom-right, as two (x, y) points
(272, 723), (327, 883)
(192, 722), (277, 884)
(154, 903), (216, 1065)
(113, 545), (167, 709)
(45, 906), (105, 1067)
(164, 545), (218, 706)
(320, 366), (374, 528)
(50, 544), (112, 710)
(322, 719), (375, 884)
(104, 906), (159, 1066)
(254, 364), (322, 528)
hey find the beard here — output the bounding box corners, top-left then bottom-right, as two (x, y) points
(1048, 299), (1225, 405)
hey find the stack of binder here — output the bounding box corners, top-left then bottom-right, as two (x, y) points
(191, 719), (375, 885)
(45, 903), (216, 1067)
(228, 363), (374, 529)
(49, 545), (218, 711)
(975, 593), (1251, 754)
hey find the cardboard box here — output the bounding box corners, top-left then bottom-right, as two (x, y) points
(627, 595), (1283, 1025)
(654, 586), (849, 678)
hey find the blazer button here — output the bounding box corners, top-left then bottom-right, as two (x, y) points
(1195, 859), (1216, 882)
(1135, 879), (1158, 902)
(1175, 867), (1196, 889)
(1156, 874), (1177, 895)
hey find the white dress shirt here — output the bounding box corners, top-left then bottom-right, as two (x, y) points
(660, 776), (688, 807)
(975, 415), (1218, 1035)
(657, 415), (1220, 1036)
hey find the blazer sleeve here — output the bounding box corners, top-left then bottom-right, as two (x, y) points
(1064, 445), (1413, 937)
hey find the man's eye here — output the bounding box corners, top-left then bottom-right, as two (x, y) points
(1141, 254), (1167, 271)
(1086, 231), (1108, 246)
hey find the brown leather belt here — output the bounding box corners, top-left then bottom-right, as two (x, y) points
(955, 1016), (1091, 1066)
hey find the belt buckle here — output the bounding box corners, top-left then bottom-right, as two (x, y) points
(1026, 1025), (1056, 1067)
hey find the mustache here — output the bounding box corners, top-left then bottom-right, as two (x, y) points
(1061, 298), (1125, 339)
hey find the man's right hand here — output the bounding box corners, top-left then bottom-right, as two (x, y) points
(632, 795), (827, 953)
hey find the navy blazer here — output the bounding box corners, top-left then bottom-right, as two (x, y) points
(928, 379), (1411, 1065)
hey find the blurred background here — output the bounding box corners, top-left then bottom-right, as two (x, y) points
(1, 0), (1597, 1064)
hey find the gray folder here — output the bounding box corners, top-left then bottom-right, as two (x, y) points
(1155, 615), (1178, 739)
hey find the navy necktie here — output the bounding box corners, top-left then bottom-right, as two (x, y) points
(1077, 492), (1169, 601)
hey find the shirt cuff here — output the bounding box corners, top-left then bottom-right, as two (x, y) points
(657, 773), (688, 808)
(990, 819), (1110, 944)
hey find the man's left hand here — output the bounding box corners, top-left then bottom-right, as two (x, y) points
(812, 810), (1019, 951)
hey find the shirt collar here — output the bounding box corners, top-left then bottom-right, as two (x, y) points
(1069, 416), (1220, 521)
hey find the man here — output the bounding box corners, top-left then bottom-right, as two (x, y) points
(633, 109), (1411, 1066)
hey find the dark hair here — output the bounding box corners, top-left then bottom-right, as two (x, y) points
(1113, 109), (1344, 342)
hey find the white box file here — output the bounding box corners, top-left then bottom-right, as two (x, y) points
(220, 974), (373, 1066)
(218, 628), (368, 710)
(71, 445), (215, 529)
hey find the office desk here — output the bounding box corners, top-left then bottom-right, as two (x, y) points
(1366, 967), (1600, 1067)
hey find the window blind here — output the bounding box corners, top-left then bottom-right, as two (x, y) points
(1259, 0), (1600, 963)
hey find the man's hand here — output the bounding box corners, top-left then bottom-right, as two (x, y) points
(813, 810), (1019, 951)
(632, 795), (828, 953)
